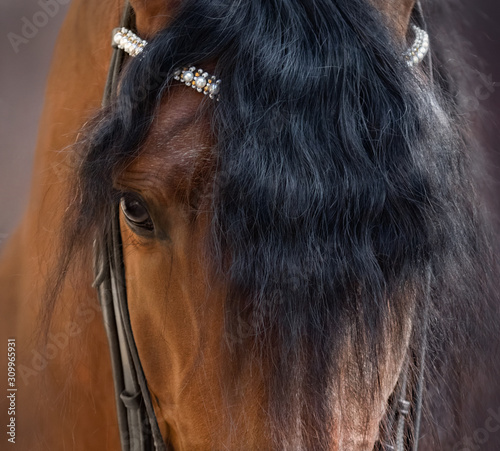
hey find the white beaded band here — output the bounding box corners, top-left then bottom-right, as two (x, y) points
(404, 25), (429, 67)
(112, 27), (147, 57)
(173, 67), (221, 100)
(112, 24), (430, 100)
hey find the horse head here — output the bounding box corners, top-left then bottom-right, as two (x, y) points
(56, 0), (496, 449)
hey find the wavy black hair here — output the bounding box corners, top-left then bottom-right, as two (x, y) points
(51, 0), (500, 449)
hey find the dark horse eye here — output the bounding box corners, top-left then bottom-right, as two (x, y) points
(120, 194), (154, 232)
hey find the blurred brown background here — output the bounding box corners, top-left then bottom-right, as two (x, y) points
(0, 0), (70, 242)
(0, 1), (499, 242)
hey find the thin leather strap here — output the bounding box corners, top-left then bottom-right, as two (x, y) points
(102, 1), (134, 108)
(413, 266), (431, 450)
(94, 238), (130, 448)
(410, 3), (432, 448)
(109, 205), (167, 450)
(96, 1), (168, 449)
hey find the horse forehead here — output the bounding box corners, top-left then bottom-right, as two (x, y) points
(122, 88), (213, 193)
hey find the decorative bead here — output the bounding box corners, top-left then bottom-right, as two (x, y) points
(183, 71), (194, 83)
(208, 82), (221, 99)
(195, 77), (207, 89)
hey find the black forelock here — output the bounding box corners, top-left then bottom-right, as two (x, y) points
(52, 0), (500, 449)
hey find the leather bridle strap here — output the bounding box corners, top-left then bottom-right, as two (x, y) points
(94, 2), (167, 450)
(381, 4), (432, 449)
(102, 2), (132, 108)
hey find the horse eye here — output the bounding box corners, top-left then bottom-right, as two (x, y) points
(120, 194), (154, 232)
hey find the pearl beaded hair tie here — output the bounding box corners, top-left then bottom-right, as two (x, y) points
(112, 24), (429, 99)
(404, 25), (430, 67)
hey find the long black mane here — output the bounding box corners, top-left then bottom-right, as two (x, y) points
(55, 0), (499, 449)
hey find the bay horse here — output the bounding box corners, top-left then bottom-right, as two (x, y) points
(1, 0), (499, 449)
